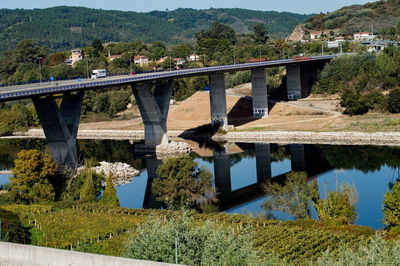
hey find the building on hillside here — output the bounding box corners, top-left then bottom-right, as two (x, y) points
(134, 56), (149, 66)
(188, 54), (199, 62)
(174, 58), (185, 65)
(156, 57), (167, 64)
(67, 49), (84, 65)
(354, 32), (374, 41)
(109, 55), (122, 61)
(310, 32), (321, 40)
(335, 36), (345, 42)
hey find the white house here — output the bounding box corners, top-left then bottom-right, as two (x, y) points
(354, 32), (374, 41)
(188, 54), (199, 62)
(134, 56), (149, 66)
(67, 49), (84, 65)
(174, 58), (185, 65)
(310, 32), (321, 40)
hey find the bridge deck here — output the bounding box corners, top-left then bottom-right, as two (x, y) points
(0, 55), (335, 102)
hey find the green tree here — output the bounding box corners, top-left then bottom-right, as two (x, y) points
(262, 171), (313, 220)
(253, 23), (269, 44)
(100, 172), (119, 206)
(80, 168), (97, 202)
(340, 89), (369, 115)
(312, 181), (358, 225)
(383, 180), (400, 229)
(388, 88), (400, 113)
(92, 39), (103, 56)
(9, 150), (57, 203)
(172, 43), (192, 59)
(152, 155), (216, 210)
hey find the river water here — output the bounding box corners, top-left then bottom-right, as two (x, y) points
(0, 139), (399, 230)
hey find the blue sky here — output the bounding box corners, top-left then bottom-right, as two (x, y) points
(0, 0), (372, 14)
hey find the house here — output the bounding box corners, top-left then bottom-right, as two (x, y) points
(109, 55), (122, 61)
(156, 57), (167, 64)
(335, 36), (345, 42)
(310, 32), (321, 40)
(134, 56), (149, 66)
(174, 58), (185, 65)
(354, 32), (374, 41)
(67, 49), (84, 65)
(188, 54), (199, 62)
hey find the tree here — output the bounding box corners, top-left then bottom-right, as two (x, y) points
(388, 88), (400, 113)
(383, 180), (400, 229)
(9, 150), (57, 203)
(100, 172), (119, 206)
(262, 171), (312, 220)
(253, 23), (269, 44)
(80, 168), (97, 202)
(340, 89), (369, 115)
(92, 39), (103, 56)
(172, 43), (192, 59)
(152, 155), (216, 210)
(312, 181), (358, 225)
(195, 22), (237, 45)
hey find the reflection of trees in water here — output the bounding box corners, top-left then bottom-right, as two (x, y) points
(317, 145), (400, 173)
(0, 139), (47, 169)
(76, 140), (146, 170)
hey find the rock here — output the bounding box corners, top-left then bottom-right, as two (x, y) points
(156, 141), (192, 155)
(91, 161), (140, 187)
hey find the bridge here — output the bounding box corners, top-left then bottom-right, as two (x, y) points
(0, 55), (336, 167)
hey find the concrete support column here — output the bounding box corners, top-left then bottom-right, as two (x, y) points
(209, 73), (228, 129)
(132, 82), (173, 147)
(32, 92), (84, 169)
(290, 144), (306, 172)
(286, 64), (302, 100)
(251, 68), (268, 118)
(143, 157), (162, 209)
(255, 143), (271, 183)
(213, 145), (232, 199)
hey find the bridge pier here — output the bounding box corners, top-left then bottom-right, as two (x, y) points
(255, 143), (272, 183)
(286, 63), (320, 100)
(290, 144), (306, 172)
(132, 82), (173, 150)
(32, 92), (83, 169)
(251, 69), (268, 118)
(143, 157), (162, 209)
(209, 73), (228, 129)
(213, 145), (232, 199)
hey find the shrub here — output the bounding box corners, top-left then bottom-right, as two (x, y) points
(340, 89), (369, 115)
(123, 211), (272, 265)
(80, 168), (97, 202)
(383, 180), (400, 229)
(387, 88), (400, 113)
(100, 173), (119, 206)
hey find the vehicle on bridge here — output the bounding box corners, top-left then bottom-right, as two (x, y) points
(91, 69), (107, 79)
(293, 56), (312, 62)
(249, 57), (269, 63)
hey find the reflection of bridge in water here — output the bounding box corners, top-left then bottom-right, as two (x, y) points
(141, 143), (333, 210)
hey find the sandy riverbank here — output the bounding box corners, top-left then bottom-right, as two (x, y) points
(6, 128), (400, 147)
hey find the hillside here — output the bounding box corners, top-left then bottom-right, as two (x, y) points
(305, 0), (400, 34)
(0, 6), (311, 52)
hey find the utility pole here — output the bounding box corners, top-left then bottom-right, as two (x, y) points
(37, 57), (42, 84)
(233, 45), (236, 64)
(86, 55), (90, 79)
(322, 42), (324, 55)
(168, 49), (172, 71)
(259, 45), (262, 61)
(202, 48), (206, 67)
(128, 52), (133, 72)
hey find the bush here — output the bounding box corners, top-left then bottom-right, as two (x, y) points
(123, 211), (272, 265)
(100, 173), (119, 206)
(387, 88), (400, 113)
(80, 168), (98, 202)
(383, 180), (400, 229)
(340, 89), (369, 115)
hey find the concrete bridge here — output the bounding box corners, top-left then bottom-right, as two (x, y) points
(0, 55), (335, 167)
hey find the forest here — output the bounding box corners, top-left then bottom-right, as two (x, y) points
(0, 6), (310, 52)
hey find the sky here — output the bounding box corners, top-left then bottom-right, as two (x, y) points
(0, 0), (373, 14)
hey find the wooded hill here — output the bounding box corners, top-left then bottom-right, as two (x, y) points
(0, 6), (310, 52)
(305, 0), (400, 35)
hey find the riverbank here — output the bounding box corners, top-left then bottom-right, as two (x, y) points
(8, 128), (400, 146)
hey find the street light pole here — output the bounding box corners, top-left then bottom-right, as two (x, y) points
(86, 55), (90, 79)
(37, 57), (42, 84)
(168, 49), (172, 71)
(202, 48), (206, 67)
(128, 52), (132, 72)
(259, 45), (261, 62)
(233, 45), (236, 64)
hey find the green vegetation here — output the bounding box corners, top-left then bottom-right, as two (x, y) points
(9, 150), (58, 204)
(124, 211), (270, 265)
(305, 0), (400, 37)
(152, 155), (216, 210)
(0, 7), (310, 52)
(79, 168), (97, 202)
(100, 173), (119, 207)
(383, 180), (400, 232)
